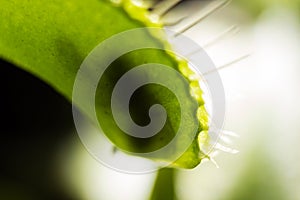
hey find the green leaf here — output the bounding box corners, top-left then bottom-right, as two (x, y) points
(0, 0), (207, 168)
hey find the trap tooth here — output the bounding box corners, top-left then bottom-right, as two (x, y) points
(197, 106), (209, 130)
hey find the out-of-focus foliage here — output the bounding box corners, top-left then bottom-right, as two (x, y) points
(235, 0), (300, 17)
(221, 151), (287, 200)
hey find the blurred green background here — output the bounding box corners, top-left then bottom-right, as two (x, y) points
(1, 0), (300, 199)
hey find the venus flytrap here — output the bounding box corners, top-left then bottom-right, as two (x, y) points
(0, 1), (246, 200)
(0, 0), (231, 171)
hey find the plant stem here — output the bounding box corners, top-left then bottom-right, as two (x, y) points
(150, 168), (177, 200)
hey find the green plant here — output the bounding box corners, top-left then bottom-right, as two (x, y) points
(0, 0), (211, 199)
